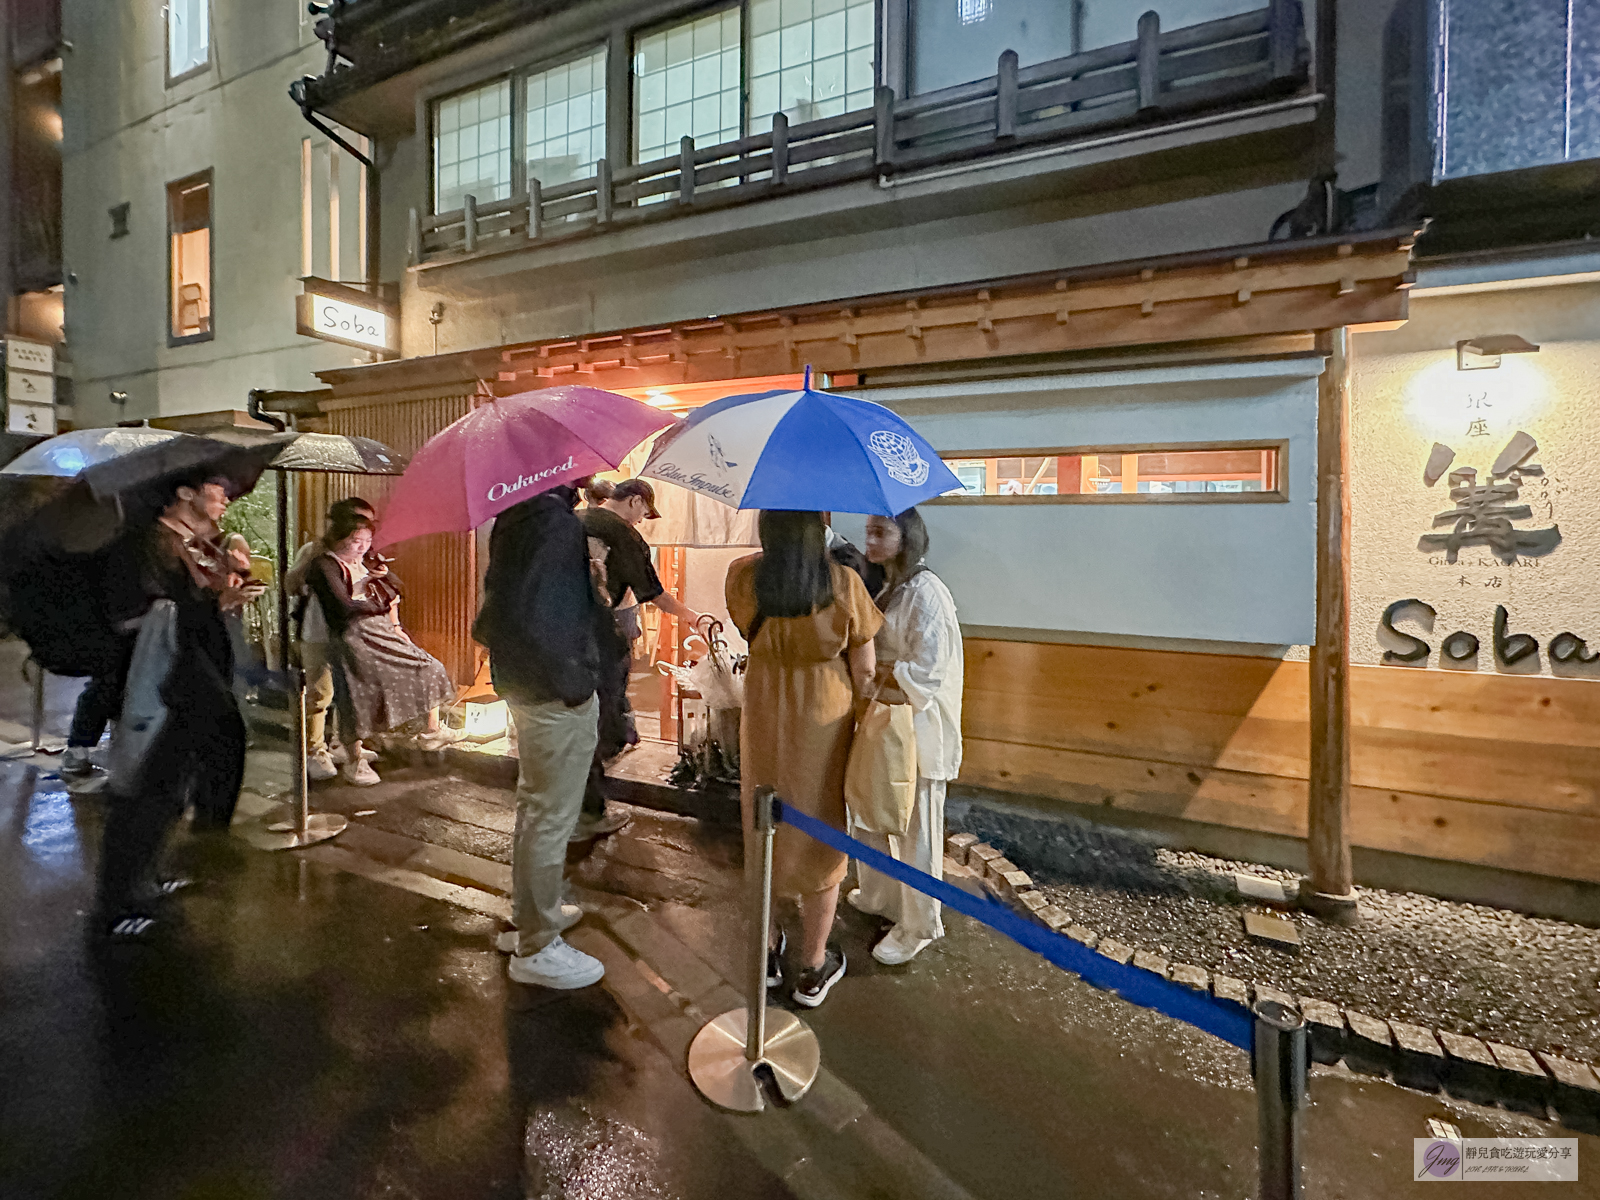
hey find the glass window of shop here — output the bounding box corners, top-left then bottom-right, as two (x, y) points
(907, 0), (1262, 96)
(940, 445), (1282, 500)
(166, 0), (209, 83)
(526, 48), (609, 191)
(747, 0), (877, 128)
(433, 78), (513, 214)
(633, 8), (743, 164)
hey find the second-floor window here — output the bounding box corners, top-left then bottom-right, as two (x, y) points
(633, 8), (743, 164)
(434, 78), (512, 214)
(431, 48), (609, 214)
(166, 0), (210, 83)
(167, 172), (212, 342)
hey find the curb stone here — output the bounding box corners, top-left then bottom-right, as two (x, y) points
(963, 826), (1595, 1134)
(1389, 1021), (1446, 1093)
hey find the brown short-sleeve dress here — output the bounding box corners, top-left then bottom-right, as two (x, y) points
(726, 556), (883, 899)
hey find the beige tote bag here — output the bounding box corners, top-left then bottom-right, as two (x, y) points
(845, 698), (917, 835)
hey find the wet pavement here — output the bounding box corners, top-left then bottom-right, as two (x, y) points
(954, 799), (1600, 1059)
(4, 685), (1600, 1196)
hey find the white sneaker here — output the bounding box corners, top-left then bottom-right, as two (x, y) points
(495, 905), (583, 952)
(872, 924), (933, 966)
(307, 750), (338, 781)
(342, 760), (380, 787)
(507, 936), (605, 989)
(329, 744), (377, 766)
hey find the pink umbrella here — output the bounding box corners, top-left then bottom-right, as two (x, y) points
(374, 385), (679, 547)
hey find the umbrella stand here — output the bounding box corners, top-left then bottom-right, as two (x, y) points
(253, 466), (346, 851)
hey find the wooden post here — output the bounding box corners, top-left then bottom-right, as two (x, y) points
(595, 158), (613, 224)
(679, 136), (696, 204)
(996, 49), (1019, 139)
(528, 179), (543, 240)
(1136, 11), (1161, 111)
(462, 194), (477, 254)
(1305, 327), (1359, 923)
(771, 111), (789, 184)
(873, 86), (896, 169)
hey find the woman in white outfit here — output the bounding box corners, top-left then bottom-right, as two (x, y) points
(850, 507), (964, 965)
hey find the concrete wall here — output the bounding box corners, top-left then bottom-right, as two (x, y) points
(59, 2), (373, 427)
(1350, 282), (1600, 677)
(833, 358), (1322, 646)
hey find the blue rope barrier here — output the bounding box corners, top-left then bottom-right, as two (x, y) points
(774, 800), (1254, 1052)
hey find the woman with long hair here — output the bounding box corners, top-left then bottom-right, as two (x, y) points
(726, 510), (881, 1008)
(308, 511), (459, 785)
(852, 507), (964, 965)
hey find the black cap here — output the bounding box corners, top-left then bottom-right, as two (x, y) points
(613, 478), (661, 519)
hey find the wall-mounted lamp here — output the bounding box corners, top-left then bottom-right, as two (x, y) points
(1456, 334), (1540, 371)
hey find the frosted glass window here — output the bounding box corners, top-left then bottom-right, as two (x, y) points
(433, 79), (513, 214)
(748, 0), (877, 129)
(633, 8), (743, 163)
(526, 49), (608, 190)
(167, 0), (209, 80)
(909, 0), (1073, 94)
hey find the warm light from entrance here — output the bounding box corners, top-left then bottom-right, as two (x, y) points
(615, 374), (808, 414)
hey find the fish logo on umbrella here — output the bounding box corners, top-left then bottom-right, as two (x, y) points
(708, 434), (738, 473)
(867, 430), (929, 487)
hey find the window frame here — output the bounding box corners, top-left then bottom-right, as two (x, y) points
(165, 169), (214, 348)
(629, 1), (745, 167)
(927, 439), (1290, 505)
(427, 42), (611, 216)
(164, 0), (212, 88)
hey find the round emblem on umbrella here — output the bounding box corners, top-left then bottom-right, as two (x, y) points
(867, 430), (929, 487)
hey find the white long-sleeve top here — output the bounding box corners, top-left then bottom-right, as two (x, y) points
(875, 569), (964, 781)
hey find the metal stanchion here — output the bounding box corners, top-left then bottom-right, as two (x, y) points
(688, 787), (821, 1112)
(256, 468), (345, 851)
(1253, 998), (1308, 1200)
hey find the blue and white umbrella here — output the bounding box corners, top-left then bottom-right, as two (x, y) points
(640, 377), (961, 515)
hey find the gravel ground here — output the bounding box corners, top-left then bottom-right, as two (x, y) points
(949, 798), (1600, 1062)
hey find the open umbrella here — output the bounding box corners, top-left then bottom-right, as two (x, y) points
(374, 385), (679, 547)
(0, 426), (185, 477)
(640, 372), (961, 515)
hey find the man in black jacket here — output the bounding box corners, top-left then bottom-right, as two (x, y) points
(472, 483), (606, 989)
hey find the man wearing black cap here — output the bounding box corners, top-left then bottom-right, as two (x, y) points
(579, 479), (703, 837)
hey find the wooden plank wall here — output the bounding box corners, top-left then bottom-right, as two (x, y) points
(296, 393), (480, 683)
(961, 639), (1600, 885)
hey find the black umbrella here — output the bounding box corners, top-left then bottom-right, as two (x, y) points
(80, 432), (290, 516)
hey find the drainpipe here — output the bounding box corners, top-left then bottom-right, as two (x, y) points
(247, 389), (287, 432)
(287, 76), (381, 294)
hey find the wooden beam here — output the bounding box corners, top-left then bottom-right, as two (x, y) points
(1306, 326), (1357, 922)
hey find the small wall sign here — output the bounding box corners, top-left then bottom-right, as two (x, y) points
(295, 277), (399, 357)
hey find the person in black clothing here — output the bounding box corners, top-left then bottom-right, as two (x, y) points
(94, 474), (259, 939)
(473, 482), (608, 989)
(578, 479), (704, 837)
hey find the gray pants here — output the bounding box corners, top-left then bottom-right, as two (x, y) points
(507, 692), (599, 955)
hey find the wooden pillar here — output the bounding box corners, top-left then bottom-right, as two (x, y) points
(1305, 327), (1359, 923)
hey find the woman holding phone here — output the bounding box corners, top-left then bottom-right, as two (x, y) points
(852, 507), (964, 965)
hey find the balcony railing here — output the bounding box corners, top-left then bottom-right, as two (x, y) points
(410, 0), (1306, 267)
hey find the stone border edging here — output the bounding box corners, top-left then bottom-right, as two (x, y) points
(944, 832), (1600, 1136)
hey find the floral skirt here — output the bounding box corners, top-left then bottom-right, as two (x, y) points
(332, 617), (454, 741)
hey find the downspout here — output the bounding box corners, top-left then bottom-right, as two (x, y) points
(287, 76), (381, 293)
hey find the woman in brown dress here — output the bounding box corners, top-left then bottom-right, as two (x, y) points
(726, 510), (881, 1008)
(309, 511), (459, 786)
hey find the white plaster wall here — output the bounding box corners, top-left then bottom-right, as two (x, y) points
(1350, 284), (1600, 675)
(60, 1), (374, 427)
(833, 358), (1322, 645)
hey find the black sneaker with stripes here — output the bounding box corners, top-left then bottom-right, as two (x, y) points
(790, 946), (846, 1009)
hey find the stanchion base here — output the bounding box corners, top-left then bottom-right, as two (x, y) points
(255, 811), (348, 851)
(688, 1007), (820, 1113)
